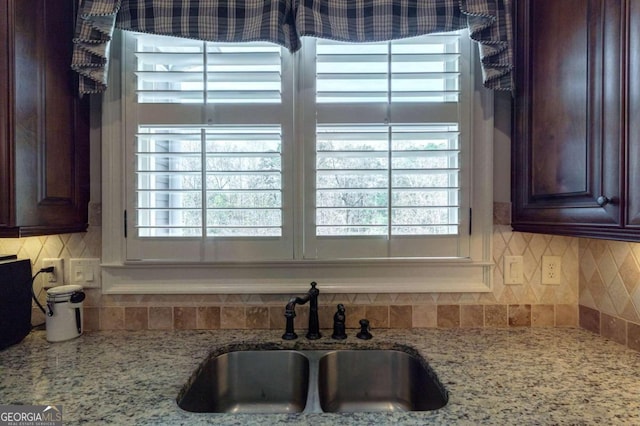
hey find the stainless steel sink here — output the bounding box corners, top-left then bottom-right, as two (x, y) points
(177, 348), (447, 414)
(317, 350), (447, 412)
(177, 350), (309, 413)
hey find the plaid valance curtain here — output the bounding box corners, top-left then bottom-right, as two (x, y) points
(72, 0), (513, 95)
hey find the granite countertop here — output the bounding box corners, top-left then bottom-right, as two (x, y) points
(1, 328), (639, 425)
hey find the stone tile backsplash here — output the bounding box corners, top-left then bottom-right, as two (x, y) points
(578, 238), (640, 351)
(2, 202), (639, 352)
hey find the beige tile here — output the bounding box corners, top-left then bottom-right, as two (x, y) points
(148, 307), (172, 330)
(437, 305), (460, 328)
(103, 294), (143, 306)
(101, 307), (125, 330)
(579, 305), (600, 334)
(318, 305), (335, 331)
(621, 301), (640, 323)
(555, 304), (578, 327)
(509, 304), (531, 327)
(269, 306), (286, 330)
(196, 307), (220, 329)
(125, 307), (148, 330)
(498, 286), (519, 304)
(260, 294), (290, 305)
(174, 307), (197, 330)
(221, 306), (246, 329)
(619, 253), (640, 294)
(373, 294), (393, 303)
(82, 307), (100, 332)
(344, 305), (367, 329)
(325, 294), (354, 304)
(493, 202), (511, 225)
(478, 292), (498, 304)
(601, 313), (626, 346)
(246, 306), (269, 330)
(351, 294), (374, 305)
(435, 293), (461, 304)
(393, 293), (420, 304)
(412, 305), (437, 328)
(365, 306), (389, 329)
(628, 322), (640, 352)
(485, 304), (508, 327)
(460, 305), (484, 328)
(531, 304), (554, 327)
(83, 289), (102, 307)
(389, 305), (412, 329)
(293, 306), (309, 331)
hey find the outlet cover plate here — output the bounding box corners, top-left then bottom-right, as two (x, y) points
(541, 256), (562, 285)
(42, 258), (64, 285)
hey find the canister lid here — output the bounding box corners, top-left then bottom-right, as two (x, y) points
(47, 284), (83, 296)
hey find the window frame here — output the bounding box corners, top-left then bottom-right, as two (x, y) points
(100, 30), (494, 294)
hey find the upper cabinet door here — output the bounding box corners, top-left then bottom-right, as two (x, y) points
(0, 0), (90, 237)
(511, 0), (640, 241)
(627, 0), (640, 228)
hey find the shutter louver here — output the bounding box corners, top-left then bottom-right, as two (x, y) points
(314, 35), (462, 238)
(134, 33), (282, 104)
(133, 35), (286, 242)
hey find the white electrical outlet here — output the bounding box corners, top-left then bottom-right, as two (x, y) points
(503, 256), (524, 285)
(42, 258), (64, 285)
(69, 258), (101, 288)
(541, 256), (562, 285)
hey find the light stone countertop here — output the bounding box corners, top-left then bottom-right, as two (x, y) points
(1, 328), (639, 425)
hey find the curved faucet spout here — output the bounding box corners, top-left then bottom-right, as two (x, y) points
(285, 294), (311, 314)
(282, 282), (321, 340)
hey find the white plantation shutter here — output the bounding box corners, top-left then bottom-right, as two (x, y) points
(125, 33), (294, 262)
(302, 33), (471, 259)
(123, 30), (475, 263)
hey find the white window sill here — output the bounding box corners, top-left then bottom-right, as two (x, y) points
(101, 259), (493, 294)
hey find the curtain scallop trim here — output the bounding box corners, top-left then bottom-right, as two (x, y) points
(459, 0), (513, 91)
(72, 1), (121, 94)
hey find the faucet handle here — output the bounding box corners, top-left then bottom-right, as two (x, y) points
(331, 304), (347, 340)
(356, 319), (373, 340)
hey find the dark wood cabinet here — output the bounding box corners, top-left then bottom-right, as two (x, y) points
(512, 0), (640, 241)
(628, 0), (640, 229)
(0, 0), (90, 237)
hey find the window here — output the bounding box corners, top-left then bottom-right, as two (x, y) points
(101, 30), (493, 293)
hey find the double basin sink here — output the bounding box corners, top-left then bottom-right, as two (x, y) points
(177, 349), (448, 414)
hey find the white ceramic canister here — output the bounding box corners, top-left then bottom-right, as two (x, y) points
(46, 284), (85, 342)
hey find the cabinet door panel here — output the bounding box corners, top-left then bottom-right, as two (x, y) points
(44, 0), (74, 201)
(628, 0), (640, 227)
(529, 0), (589, 198)
(0, 0), (89, 237)
(13, 0), (42, 222)
(512, 0), (622, 233)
